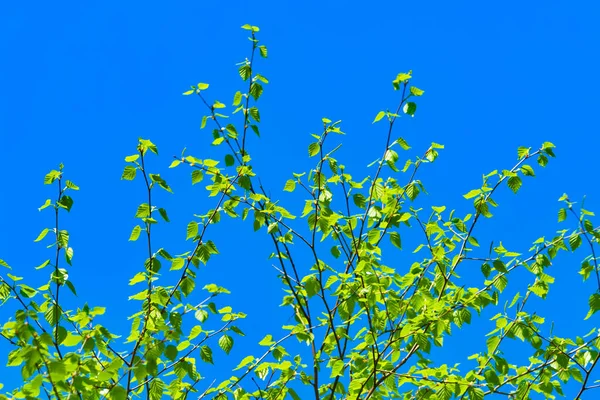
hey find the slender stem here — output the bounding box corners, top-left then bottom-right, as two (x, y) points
(53, 177), (63, 357)
(241, 31), (257, 159)
(126, 148), (154, 395)
(569, 206), (600, 291)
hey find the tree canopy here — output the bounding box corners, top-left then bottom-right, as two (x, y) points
(1, 24), (599, 400)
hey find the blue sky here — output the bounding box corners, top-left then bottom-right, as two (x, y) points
(1, 0), (600, 397)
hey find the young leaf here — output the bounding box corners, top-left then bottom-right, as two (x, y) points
(192, 170), (204, 185)
(403, 102), (417, 116)
(308, 142), (320, 157)
(259, 45), (268, 58)
(129, 225), (142, 241)
(218, 335), (234, 355)
(284, 180), (296, 192)
(389, 231), (401, 249)
(410, 86), (424, 96)
(187, 221), (198, 240)
(507, 176), (522, 193)
(557, 208), (567, 222)
(158, 208), (170, 222)
(585, 293), (600, 320)
(34, 228), (50, 243)
(463, 189), (481, 199)
(521, 165), (535, 177)
(373, 111), (386, 123)
(200, 345), (214, 364)
(121, 165), (137, 181)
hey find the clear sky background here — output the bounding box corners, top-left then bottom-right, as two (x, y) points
(1, 0), (600, 397)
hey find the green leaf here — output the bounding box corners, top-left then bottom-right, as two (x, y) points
(468, 387), (484, 400)
(234, 355), (255, 371)
(250, 124), (260, 137)
(44, 170), (61, 185)
(284, 180), (296, 192)
(308, 142), (320, 157)
(149, 379), (164, 400)
(218, 335), (234, 354)
(410, 86), (424, 96)
(149, 174), (173, 193)
(197, 82), (209, 90)
(463, 189), (481, 199)
(303, 275), (320, 298)
(35, 259), (50, 270)
(48, 360), (67, 381)
(7, 273), (22, 281)
(171, 258), (185, 271)
(432, 205), (446, 214)
(509, 292), (521, 308)
(129, 225), (142, 241)
(192, 170), (204, 185)
(58, 195), (74, 212)
(121, 165), (137, 181)
(181, 276), (195, 297)
(124, 154), (139, 163)
(233, 91), (243, 106)
(585, 293), (600, 320)
(38, 199), (52, 211)
(19, 284), (37, 298)
(183, 89), (194, 95)
(517, 146), (530, 159)
(258, 334), (275, 346)
(249, 107), (260, 122)
(225, 154), (235, 167)
(129, 273), (146, 286)
(373, 111), (386, 123)
(65, 247), (73, 265)
(403, 102), (417, 116)
(34, 228), (50, 242)
(225, 124), (238, 138)
(239, 65), (252, 81)
(158, 208), (170, 222)
(507, 176), (522, 193)
(241, 24), (260, 32)
(187, 221), (198, 240)
(267, 222), (279, 233)
(558, 208), (567, 222)
(58, 230), (69, 247)
(396, 137), (411, 150)
(330, 359), (345, 377)
(569, 234), (582, 251)
(259, 45), (268, 58)
(249, 82), (263, 100)
(393, 72), (412, 87)
(353, 193), (366, 208)
(200, 345), (214, 364)
(135, 203), (150, 218)
(330, 246), (341, 258)
(389, 231), (401, 249)
(521, 164), (535, 176)
(195, 309), (208, 323)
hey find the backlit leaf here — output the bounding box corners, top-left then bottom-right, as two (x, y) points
(218, 335), (234, 355)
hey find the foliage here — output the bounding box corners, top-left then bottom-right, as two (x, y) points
(1, 24), (600, 399)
